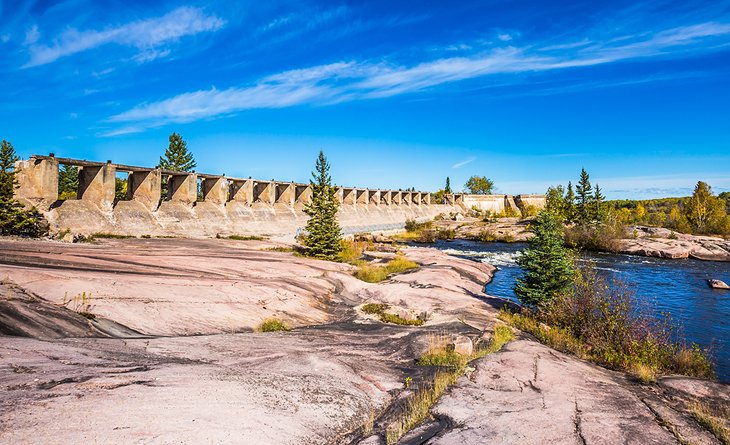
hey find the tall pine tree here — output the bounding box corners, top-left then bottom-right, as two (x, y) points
(0, 139), (47, 237)
(158, 132), (196, 200)
(159, 132), (196, 171)
(303, 151), (342, 260)
(445, 177), (452, 194)
(514, 211), (575, 307)
(592, 184), (605, 222)
(565, 181), (576, 222)
(575, 168), (592, 224)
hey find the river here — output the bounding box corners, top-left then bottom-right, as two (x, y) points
(434, 239), (730, 382)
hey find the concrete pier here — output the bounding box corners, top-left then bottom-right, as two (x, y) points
(169, 173), (198, 205)
(78, 162), (116, 211)
(128, 169), (162, 211)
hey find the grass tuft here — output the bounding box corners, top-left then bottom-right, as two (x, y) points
(224, 234), (266, 241)
(387, 324), (513, 444)
(258, 318), (291, 332)
(361, 303), (389, 314)
(689, 400), (730, 444)
(354, 255), (418, 283)
(360, 302), (424, 326)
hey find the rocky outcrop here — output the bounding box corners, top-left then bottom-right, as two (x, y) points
(0, 238), (727, 444)
(617, 226), (730, 262)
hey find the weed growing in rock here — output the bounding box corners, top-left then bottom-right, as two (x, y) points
(387, 325), (513, 444)
(359, 302), (424, 326)
(258, 318), (290, 332)
(62, 291), (95, 319)
(361, 303), (389, 314)
(222, 234), (266, 241)
(689, 400), (730, 444)
(353, 255), (418, 283)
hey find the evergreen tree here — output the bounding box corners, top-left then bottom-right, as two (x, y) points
(514, 211), (575, 307)
(545, 185), (566, 218)
(565, 181), (576, 222)
(158, 132), (195, 199)
(58, 164), (79, 200)
(592, 184), (605, 221)
(0, 139), (47, 237)
(575, 168), (592, 224)
(159, 132), (196, 172)
(0, 140), (19, 198)
(303, 151), (342, 260)
(445, 177), (452, 194)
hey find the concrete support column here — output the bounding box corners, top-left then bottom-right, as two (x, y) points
(230, 179), (254, 204)
(342, 188), (356, 205)
(454, 194), (465, 205)
(356, 189), (368, 205)
(392, 191), (402, 205)
(381, 191), (392, 205)
(403, 192), (412, 206)
(369, 190), (380, 206)
(203, 177), (229, 205)
(254, 181), (275, 204)
(295, 185), (312, 205)
(128, 169), (161, 211)
(334, 187), (344, 204)
(423, 193), (431, 205)
(413, 192), (422, 206)
(169, 173), (198, 205)
(13, 156), (59, 210)
(78, 162), (116, 211)
(275, 182), (295, 206)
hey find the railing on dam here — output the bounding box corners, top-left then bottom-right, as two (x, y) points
(14, 154), (467, 211)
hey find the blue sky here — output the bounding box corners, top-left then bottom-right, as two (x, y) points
(1, 0), (729, 198)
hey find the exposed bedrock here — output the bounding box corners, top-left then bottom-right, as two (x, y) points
(0, 238), (727, 444)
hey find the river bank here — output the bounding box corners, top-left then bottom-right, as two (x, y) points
(429, 217), (730, 262)
(1, 238), (728, 444)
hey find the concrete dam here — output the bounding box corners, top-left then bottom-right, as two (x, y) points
(13, 154), (544, 239)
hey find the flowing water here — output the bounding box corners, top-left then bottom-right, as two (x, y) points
(435, 239), (730, 382)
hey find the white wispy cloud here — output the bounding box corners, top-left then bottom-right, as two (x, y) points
(24, 25), (40, 45)
(104, 20), (730, 134)
(452, 157), (476, 169)
(23, 7), (224, 68)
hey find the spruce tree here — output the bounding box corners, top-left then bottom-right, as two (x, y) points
(0, 139), (47, 237)
(514, 211), (575, 307)
(159, 132), (196, 172)
(58, 164), (79, 200)
(575, 168), (592, 224)
(592, 184), (605, 222)
(0, 140), (19, 198)
(565, 181), (576, 222)
(445, 177), (452, 194)
(303, 151), (342, 260)
(158, 132), (196, 199)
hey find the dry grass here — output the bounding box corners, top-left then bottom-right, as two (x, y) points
(338, 240), (367, 263)
(629, 362), (657, 384)
(360, 302), (424, 326)
(386, 325), (514, 444)
(258, 318), (291, 332)
(354, 255), (418, 283)
(223, 234), (266, 241)
(689, 400), (730, 444)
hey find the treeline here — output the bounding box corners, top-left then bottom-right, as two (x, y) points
(544, 168), (606, 225)
(607, 183), (730, 236)
(546, 169), (730, 238)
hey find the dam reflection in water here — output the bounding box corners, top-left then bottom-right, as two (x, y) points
(435, 239), (730, 383)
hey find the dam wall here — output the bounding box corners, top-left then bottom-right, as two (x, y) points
(14, 155), (468, 239)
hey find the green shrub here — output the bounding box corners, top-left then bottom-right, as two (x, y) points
(258, 318), (291, 332)
(224, 234), (266, 241)
(501, 265), (714, 380)
(476, 229), (496, 242)
(361, 303), (389, 314)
